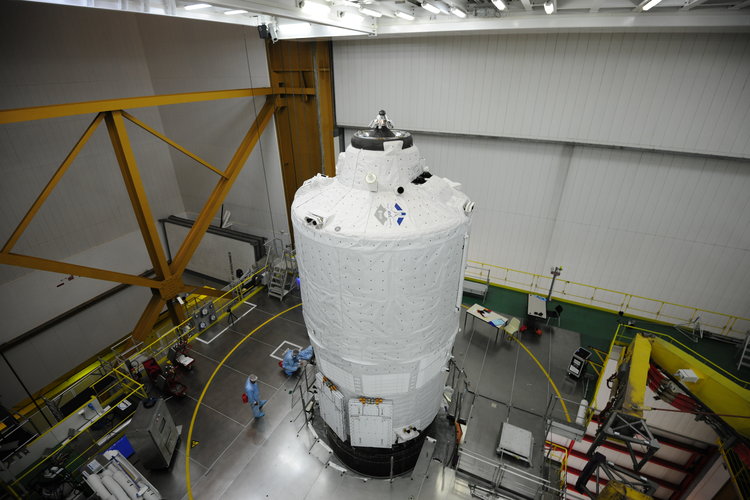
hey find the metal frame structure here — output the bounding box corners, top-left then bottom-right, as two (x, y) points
(586, 410), (660, 472)
(574, 452), (657, 499)
(0, 87), (301, 341)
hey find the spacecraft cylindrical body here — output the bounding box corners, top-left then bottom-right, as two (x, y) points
(292, 117), (472, 469)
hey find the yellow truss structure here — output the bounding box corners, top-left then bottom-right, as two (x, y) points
(0, 87), (298, 341)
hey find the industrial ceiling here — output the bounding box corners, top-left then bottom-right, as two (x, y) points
(25, 0), (750, 38)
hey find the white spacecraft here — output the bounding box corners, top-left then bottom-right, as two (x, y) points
(291, 111), (474, 475)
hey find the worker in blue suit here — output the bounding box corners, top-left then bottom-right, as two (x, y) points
(245, 374), (267, 418)
(282, 346), (314, 376)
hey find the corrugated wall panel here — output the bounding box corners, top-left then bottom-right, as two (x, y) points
(342, 128), (750, 318)
(334, 33), (750, 159)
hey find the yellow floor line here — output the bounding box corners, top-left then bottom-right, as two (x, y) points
(185, 302), (302, 500)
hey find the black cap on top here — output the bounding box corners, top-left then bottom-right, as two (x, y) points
(351, 110), (414, 151)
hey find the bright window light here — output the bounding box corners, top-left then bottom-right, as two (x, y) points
(449, 5), (467, 17)
(543, 0), (555, 13)
(301, 1), (331, 16)
(642, 0), (663, 10)
(360, 6), (383, 17)
(224, 9), (247, 15)
(491, 0), (507, 11)
(421, 1), (441, 14)
(184, 3), (211, 10)
(394, 10), (415, 20)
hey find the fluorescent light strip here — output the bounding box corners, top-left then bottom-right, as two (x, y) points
(224, 9), (247, 15)
(360, 6), (383, 17)
(394, 10), (415, 20)
(421, 1), (441, 14)
(301, 1), (331, 16)
(184, 3), (211, 10)
(449, 5), (467, 17)
(279, 22), (312, 35)
(642, 0), (663, 10)
(491, 0), (507, 11)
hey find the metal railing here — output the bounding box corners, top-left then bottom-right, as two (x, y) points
(544, 441), (570, 493)
(3, 268), (266, 497)
(464, 260), (750, 341)
(457, 447), (565, 498)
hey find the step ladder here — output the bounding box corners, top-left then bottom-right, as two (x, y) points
(738, 333), (750, 370)
(263, 237), (298, 300)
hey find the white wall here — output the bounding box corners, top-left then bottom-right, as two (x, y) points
(0, 3), (285, 405)
(335, 33), (750, 319)
(137, 16), (288, 243)
(334, 34), (750, 159)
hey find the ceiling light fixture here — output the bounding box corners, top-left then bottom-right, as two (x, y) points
(641, 0), (663, 10)
(360, 6), (383, 17)
(224, 9), (248, 15)
(300, 1), (331, 16)
(279, 21), (313, 35)
(421, 1), (441, 14)
(394, 10), (415, 20)
(342, 11), (365, 23)
(184, 3), (211, 10)
(449, 5), (467, 17)
(543, 0), (555, 13)
(491, 0), (507, 11)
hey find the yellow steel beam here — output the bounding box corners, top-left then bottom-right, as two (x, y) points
(619, 334), (652, 418)
(0, 88), (273, 124)
(2, 113), (104, 253)
(169, 97), (275, 275)
(186, 286), (225, 298)
(648, 335), (750, 438)
(121, 111), (227, 179)
(0, 252), (162, 288)
(105, 111), (172, 280)
(274, 87), (316, 95)
(132, 293), (167, 342)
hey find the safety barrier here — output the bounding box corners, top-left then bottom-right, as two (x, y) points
(3, 267), (265, 498)
(464, 260), (750, 341)
(456, 447), (564, 498)
(544, 441), (570, 493)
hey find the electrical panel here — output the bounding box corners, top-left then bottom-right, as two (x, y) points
(348, 398), (393, 449)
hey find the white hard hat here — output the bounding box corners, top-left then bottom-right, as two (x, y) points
(249, 374), (258, 382)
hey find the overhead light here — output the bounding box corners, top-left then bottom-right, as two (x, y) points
(641, 0), (663, 10)
(491, 0), (507, 10)
(421, 1), (441, 14)
(224, 9), (247, 15)
(279, 22), (312, 35)
(449, 5), (467, 17)
(184, 3), (211, 10)
(394, 10), (415, 20)
(360, 6), (383, 17)
(342, 11), (365, 23)
(543, 0), (555, 13)
(300, 1), (331, 16)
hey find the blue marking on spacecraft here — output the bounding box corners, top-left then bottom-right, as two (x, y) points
(394, 203), (406, 225)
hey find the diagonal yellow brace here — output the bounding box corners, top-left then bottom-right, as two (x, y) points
(0, 88), (273, 124)
(105, 111), (172, 280)
(0, 252), (162, 288)
(2, 113), (104, 253)
(170, 97), (275, 276)
(121, 111), (227, 179)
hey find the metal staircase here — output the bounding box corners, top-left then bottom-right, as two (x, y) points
(738, 333), (750, 370)
(263, 238), (298, 300)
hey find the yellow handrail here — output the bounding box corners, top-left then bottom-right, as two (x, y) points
(465, 260), (749, 339)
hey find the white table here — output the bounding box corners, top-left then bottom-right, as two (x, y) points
(527, 294), (547, 319)
(464, 304), (509, 343)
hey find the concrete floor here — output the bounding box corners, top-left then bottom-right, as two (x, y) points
(131, 284), (588, 500)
